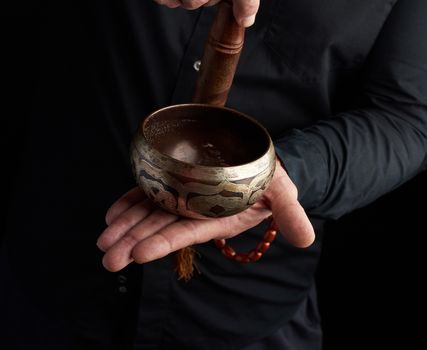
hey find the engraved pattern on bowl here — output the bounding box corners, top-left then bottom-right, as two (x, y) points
(130, 105), (276, 219)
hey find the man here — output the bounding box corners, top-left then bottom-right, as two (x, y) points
(2, 0), (426, 349)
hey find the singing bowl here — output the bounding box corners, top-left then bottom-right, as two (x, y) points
(130, 104), (276, 219)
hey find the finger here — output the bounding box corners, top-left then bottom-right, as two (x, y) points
(102, 209), (179, 272)
(179, 0), (210, 10)
(97, 200), (155, 252)
(272, 196), (315, 248)
(154, 0), (181, 8)
(232, 0), (260, 27)
(131, 203), (271, 264)
(105, 187), (146, 225)
(203, 0), (221, 7)
(266, 166), (315, 248)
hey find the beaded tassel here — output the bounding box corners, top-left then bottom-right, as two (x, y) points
(214, 218), (278, 263)
(175, 219), (277, 280)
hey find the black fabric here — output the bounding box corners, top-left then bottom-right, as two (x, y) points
(242, 285), (321, 350)
(2, 0), (427, 349)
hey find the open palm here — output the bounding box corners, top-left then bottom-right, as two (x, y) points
(97, 161), (315, 272)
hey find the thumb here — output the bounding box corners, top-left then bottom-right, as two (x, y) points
(266, 164), (315, 248)
(232, 0), (260, 27)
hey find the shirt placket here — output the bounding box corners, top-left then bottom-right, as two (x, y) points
(132, 8), (213, 350)
(170, 8), (215, 105)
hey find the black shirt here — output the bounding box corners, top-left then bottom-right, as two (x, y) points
(2, 0), (427, 349)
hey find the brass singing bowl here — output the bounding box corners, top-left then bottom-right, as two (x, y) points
(131, 2), (276, 220)
(130, 104), (276, 219)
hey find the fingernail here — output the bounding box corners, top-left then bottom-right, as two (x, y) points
(240, 15), (256, 28)
(96, 239), (106, 252)
(105, 209), (113, 226)
(101, 255), (111, 271)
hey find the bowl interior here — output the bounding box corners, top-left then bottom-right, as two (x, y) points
(143, 105), (270, 167)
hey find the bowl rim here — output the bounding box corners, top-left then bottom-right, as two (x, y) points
(139, 103), (275, 172)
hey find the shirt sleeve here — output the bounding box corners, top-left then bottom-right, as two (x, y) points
(275, 0), (427, 220)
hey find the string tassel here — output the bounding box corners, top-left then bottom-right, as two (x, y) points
(175, 246), (200, 281)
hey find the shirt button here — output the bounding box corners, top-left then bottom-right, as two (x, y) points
(118, 286), (128, 294)
(193, 60), (201, 72)
(117, 275), (127, 284)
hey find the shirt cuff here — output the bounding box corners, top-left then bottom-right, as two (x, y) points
(274, 129), (328, 212)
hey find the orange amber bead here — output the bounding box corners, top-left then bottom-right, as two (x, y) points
(214, 239), (226, 248)
(256, 241), (270, 253)
(263, 230), (277, 243)
(221, 245), (236, 258)
(248, 250), (262, 262)
(234, 253), (250, 263)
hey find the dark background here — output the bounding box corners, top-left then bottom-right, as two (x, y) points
(317, 174), (425, 349)
(2, 4), (425, 349)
